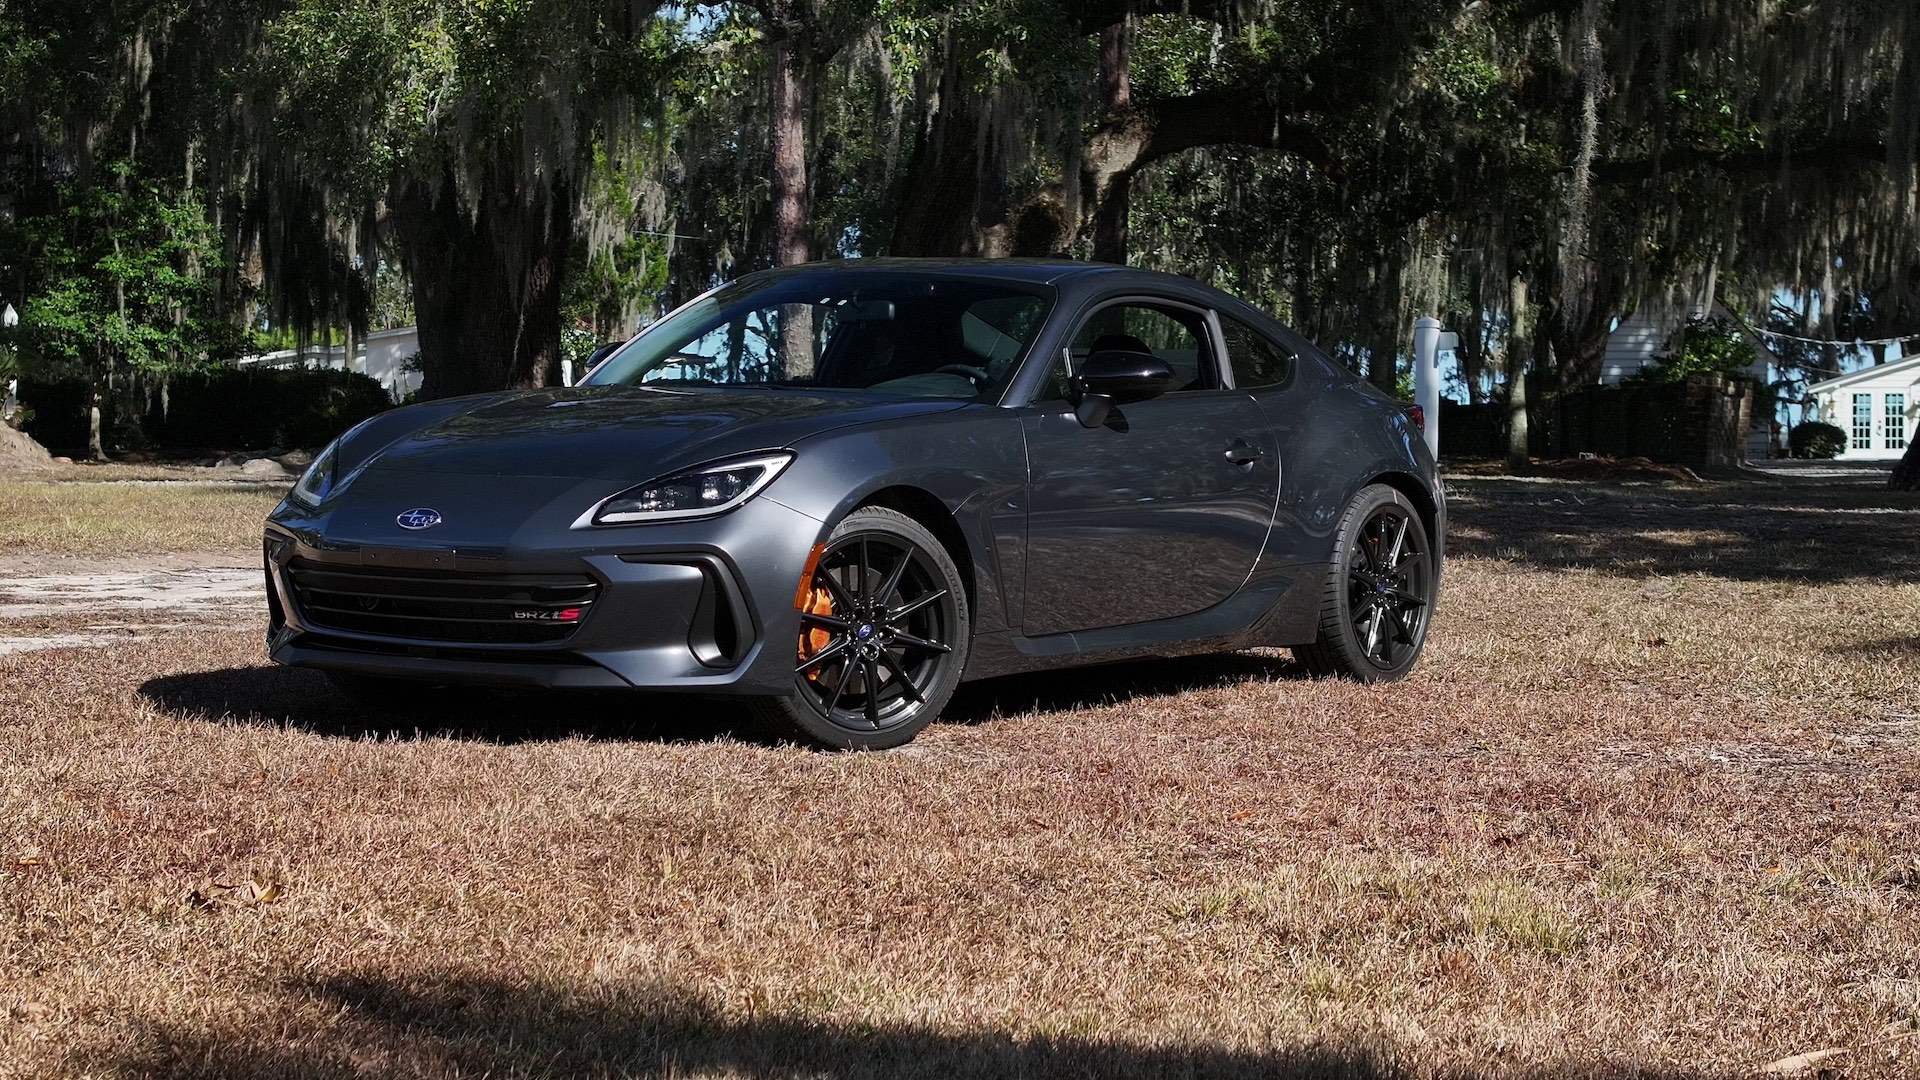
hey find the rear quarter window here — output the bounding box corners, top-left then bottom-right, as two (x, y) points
(1220, 314), (1296, 389)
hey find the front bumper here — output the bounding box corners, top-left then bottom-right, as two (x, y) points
(263, 473), (826, 694)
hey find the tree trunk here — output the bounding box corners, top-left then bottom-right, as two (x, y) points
(86, 356), (106, 461)
(1092, 20), (1132, 264)
(769, 30), (815, 377)
(1370, 254), (1405, 393)
(1892, 438), (1920, 491)
(1459, 304), (1487, 405)
(1505, 274), (1531, 472)
(769, 32), (810, 269)
(393, 169), (570, 398)
(890, 45), (1006, 257)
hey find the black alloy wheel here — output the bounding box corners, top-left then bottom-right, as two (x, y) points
(754, 506), (970, 749)
(1296, 484), (1434, 681)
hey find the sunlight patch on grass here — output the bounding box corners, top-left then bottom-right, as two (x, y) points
(0, 481), (284, 555)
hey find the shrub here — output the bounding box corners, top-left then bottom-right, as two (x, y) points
(18, 367), (392, 455)
(1634, 317), (1760, 384)
(151, 367), (392, 451)
(17, 376), (92, 452)
(1789, 421), (1848, 460)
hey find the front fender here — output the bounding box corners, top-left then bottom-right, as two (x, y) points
(760, 406), (1029, 633)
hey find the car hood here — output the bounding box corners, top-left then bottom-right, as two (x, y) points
(348, 385), (970, 481)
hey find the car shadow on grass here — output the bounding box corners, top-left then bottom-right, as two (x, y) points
(135, 664), (768, 745)
(137, 651), (1305, 746)
(88, 971), (1745, 1080)
(943, 650), (1304, 725)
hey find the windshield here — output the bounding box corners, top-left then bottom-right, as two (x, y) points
(582, 272), (1054, 400)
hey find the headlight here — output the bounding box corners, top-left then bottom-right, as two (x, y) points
(290, 440), (340, 508)
(579, 452), (794, 526)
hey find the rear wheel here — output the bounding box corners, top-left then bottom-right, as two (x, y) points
(751, 506), (969, 750)
(1294, 484), (1434, 681)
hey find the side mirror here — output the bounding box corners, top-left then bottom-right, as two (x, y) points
(1070, 350), (1174, 428)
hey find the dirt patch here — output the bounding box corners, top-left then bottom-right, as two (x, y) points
(0, 557), (231, 654)
(0, 556), (261, 655)
(0, 425), (56, 474)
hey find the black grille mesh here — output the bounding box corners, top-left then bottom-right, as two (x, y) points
(285, 560), (598, 645)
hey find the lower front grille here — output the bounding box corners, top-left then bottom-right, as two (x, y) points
(285, 560), (599, 645)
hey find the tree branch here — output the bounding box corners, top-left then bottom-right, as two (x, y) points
(1080, 91), (1335, 206)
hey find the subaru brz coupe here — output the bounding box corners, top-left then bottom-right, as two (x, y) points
(263, 260), (1444, 748)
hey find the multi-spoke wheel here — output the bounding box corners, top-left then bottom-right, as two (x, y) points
(1295, 484), (1434, 681)
(751, 506), (969, 749)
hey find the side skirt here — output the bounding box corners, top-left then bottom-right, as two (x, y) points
(960, 565), (1320, 682)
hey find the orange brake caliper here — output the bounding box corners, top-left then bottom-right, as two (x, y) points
(799, 585), (836, 680)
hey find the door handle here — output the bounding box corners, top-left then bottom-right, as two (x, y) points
(1223, 440), (1264, 465)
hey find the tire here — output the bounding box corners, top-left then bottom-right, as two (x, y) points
(1294, 483), (1435, 682)
(750, 506), (970, 750)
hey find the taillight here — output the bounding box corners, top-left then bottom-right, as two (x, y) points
(1405, 404), (1426, 431)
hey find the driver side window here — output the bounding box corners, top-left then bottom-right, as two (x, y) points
(1043, 302), (1217, 401)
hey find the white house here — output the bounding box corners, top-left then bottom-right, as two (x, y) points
(1598, 301), (1776, 386)
(1808, 354), (1919, 460)
(236, 326), (422, 402)
(1598, 301), (1779, 458)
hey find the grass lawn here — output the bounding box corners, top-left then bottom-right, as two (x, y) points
(0, 479), (286, 557)
(1, 469), (1916, 1078)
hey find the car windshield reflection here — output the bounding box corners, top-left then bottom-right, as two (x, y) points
(581, 272), (1055, 401)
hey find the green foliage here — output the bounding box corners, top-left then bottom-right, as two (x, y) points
(8, 162), (250, 383)
(1789, 421), (1848, 460)
(1634, 318), (1760, 384)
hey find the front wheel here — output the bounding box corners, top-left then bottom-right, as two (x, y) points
(750, 506), (970, 749)
(1294, 484), (1435, 681)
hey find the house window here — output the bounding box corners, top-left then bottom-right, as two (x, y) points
(1853, 393), (1874, 450)
(1888, 393), (1909, 450)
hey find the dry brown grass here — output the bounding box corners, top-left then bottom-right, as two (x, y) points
(0, 480), (284, 556)
(1, 473), (1916, 1079)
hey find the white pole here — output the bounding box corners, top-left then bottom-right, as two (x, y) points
(561, 358), (575, 388)
(1412, 317), (1448, 459)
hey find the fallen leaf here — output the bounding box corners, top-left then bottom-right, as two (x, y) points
(1759, 1048), (1849, 1074)
(185, 876), (286, 911)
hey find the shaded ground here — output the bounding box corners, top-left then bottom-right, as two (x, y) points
(1445, 468), (1920, 582)
(0, 470), (1916, 1078)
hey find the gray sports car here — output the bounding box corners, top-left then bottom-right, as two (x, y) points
(263, 259), (1443, 748)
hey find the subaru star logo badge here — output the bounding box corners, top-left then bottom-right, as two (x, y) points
(396, 507), (443, 530)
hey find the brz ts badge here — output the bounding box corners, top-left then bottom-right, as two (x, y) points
(396, 507), (443, 530)
(514, 607), (583, 622)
